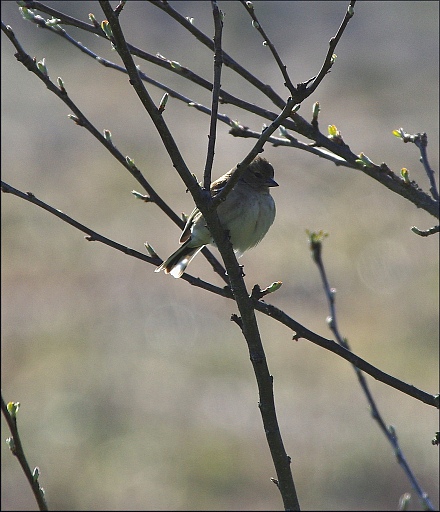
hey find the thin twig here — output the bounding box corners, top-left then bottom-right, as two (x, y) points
(302, 1), (356, 98)
(308, 232), (436, 511)
(149, 0), (286, 110)
(10, 8), (439, 219)
(211, 98), (299, 208)
(4, 5), (437, 407)
(1, 20), (228, 283)
(1, 394), (49, 511)
(413, 133), (438, 201)
(411, 225), (439, 237)
(229, 125), (356, 168)
(1, 180), (438, 410)
(100, 4), (300, 508)
(203, 1), (223, 190)
(240, 0), (296, 95)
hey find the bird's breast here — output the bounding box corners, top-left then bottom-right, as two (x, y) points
(218, 190), (276, 256)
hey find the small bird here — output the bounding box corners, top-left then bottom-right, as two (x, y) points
(155, 156), (278, 278)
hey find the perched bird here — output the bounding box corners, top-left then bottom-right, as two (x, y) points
(155, 156), (278, 278)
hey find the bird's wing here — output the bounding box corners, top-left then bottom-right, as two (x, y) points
(179, 206), (199, 243)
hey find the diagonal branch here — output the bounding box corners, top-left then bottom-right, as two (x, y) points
(149, 0), (286, 109)
(99, 4), (300, 508)
(308, 232), (436, 510)
(1, 19), (228, 282)
(240, 0), (296, 95)
(301, 0), (356, 98)
(12, 6), (438, 219)
(2, 180), (438, 410)
(211, 98), (299, 208)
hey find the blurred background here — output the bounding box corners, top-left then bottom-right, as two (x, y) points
(1, 1), (438, 510)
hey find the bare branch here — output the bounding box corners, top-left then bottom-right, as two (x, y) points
(1, 395), (49, 512)
(308, 231), (436, 511)
(203, 1), (223, 190)
(2, 180), (437, 410)
(9, 8), (438, 219)
(1, 20), (228, 282)
(240, 0), (296, 95)
(149, 0), (286, 109)
(302, 0), (356, 98)
(211, 98), (299, 208)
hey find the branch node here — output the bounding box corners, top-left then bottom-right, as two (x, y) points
(230, 313), (243, 330)
(270, 477), (280, 489)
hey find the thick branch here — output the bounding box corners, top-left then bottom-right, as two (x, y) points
(9, 9), (437, 219)
(2, 180), (437, 410)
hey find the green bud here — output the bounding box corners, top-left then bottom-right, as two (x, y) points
(328, 124), (338, 137)
(101, 20), (113, 39)
(279, 125), (289, 138)
(32, 467), (40, 482)
(125, 156), (135, 168)
(400, 168), (410, 184)
(36, 58), (48, 77)
(68, 114), (80, 124)
(6, 437), (15, 452)
(347, 4), (354, 16)
(312, 101), (320, 119)
(170, 61), (182, 70)
(45, 17), (61, 28)
(7, 401), (20, 418)
(252, 20), (260, 29)
(290, 104), (301, 114)
(103, 130), (112, 144)
(144, 242), (158, 258)
(158, 93), (169, 113)
(131, 190), (151, 202)
(57, 77), (65, 91)
(19, 7), (35, 21)
(357, 152), (375, 168)
(306, 229), (328, 245)
(398, 493), (411, 511)
(265, 281), (282, 294)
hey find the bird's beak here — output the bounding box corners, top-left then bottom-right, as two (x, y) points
(266, 177), (279, 187)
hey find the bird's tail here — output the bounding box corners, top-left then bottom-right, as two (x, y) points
(155, 240), (205, 278)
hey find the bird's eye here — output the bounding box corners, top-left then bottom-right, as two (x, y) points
(254, 172), (263, 179)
